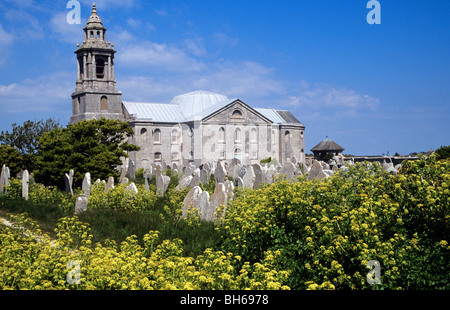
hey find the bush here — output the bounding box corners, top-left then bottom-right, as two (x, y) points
(219, 156), (449, 289)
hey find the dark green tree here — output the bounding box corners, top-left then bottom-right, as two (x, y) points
(0, 118), (61, 171)
(34, 118), (140, 189)
(435, 145), (450, 160)
(0, 145), (25, 177)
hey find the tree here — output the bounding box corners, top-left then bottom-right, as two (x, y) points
(0, 145), (25, 177)
(435, 145), (450, 160)
(0, 118), (61, 171)
(34, 118), (140, 189)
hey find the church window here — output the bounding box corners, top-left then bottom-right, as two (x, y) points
(285, 131), (291, 142)
(100, 96), (108, 111)
(96, 58), (105, 79)
(272, 130), (276, 145)
(219, 151), (226, 159)
(235, 128), (241, 142)
(219, 127), (225, 141)
(171, 129), (179, 143)
(90, 31), (94, 38)
(140, 128), (147, 135)
(154, 152), (162, 161)
(77, 97), (81, 113)
(153, 128), (161, 143)
(251, 128), (257, 142)
(232, 109), (243, 118)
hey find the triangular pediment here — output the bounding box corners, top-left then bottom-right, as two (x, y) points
(202, 99), (273, 124)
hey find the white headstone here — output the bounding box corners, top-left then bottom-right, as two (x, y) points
(82, 173), (91, 198)
(182, 186), (203, 218)
(22, 170), (29, 200)
(75, 194), (88, 214)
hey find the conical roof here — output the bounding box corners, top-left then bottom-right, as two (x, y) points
(311, 138), (344, 152)
(85, 4), (105, 30)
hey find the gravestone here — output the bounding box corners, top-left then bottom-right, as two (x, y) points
(209, 183), (227, 222)
(252, 163), (264, 189)
(120, 177), (129, 185)
(144, 173), (150, 191)
(105, 176), (114, 192)
(64, 170), (74, 196)
(181, 186), (203, 218)
(0, 165), (6, 193)
(75, 194), (88, 214)
(237, 177), (244, 188)
(242, 165), (255, 189)
(125, 182), (138, 194)
(82, 173), (91, 198)
(223, 180), (235, 200)
(127, 160), (136, 179)
(119, 159), (128, 183)
(308, 160), (323, 181)
(214, 161), (227, 184)
(200, 168), (210, 184)
(189, 169), (201, 188)
(280, 162), (296, 181)
(156, 174), (170, 197)
(176, 175), (193, 190)
(22, 170), (29, 200)
(196, 191), (210, 221)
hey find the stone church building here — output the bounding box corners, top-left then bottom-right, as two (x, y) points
(69, 5), (306, 170)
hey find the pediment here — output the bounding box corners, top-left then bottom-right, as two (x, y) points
(202, 99), (272, 124)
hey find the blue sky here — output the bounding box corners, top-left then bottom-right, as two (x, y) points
(0, 0), (448, 156)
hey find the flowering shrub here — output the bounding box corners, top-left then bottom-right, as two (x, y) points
(0, 214), (290, 290)
(220, 156), (449, 289)
(87, 182), (158, 212)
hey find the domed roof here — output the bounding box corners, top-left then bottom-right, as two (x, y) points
(85, 4), (105, 29)
(170, 90), (229, 118)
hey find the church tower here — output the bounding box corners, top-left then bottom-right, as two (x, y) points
(69, 4), (124, 124)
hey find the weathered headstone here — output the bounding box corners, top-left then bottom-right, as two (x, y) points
(200, 167), (210, 184)
(75, 194), (88, 214)
(196, 191), (211, 220)
(64, 170), (74, 196)
(105, 176), (114, 192)
(0, 165), (6, 193)
(22, 170), (29, 200)
(280, 162), (296, 181)
(82, 173), (91, 198)
(189, 169), (201, 188)
(308, 160), (323, 181)
(119, 158), (128, 183)
(156, 174), (170, 197)
(120, 177), (129, 185)
(176, 175), (193, 190)
(252, 163), (264, 189)
(125, 182), (138, 194)
(214, 161), (227, 184)
(242, 165), (255, 189)
(209, 183), (227, 222)
(181, 186), (203, 218)
(127, 160), (136, 179)
(223, 180), (235, 200)
(236, 177), (244, 188)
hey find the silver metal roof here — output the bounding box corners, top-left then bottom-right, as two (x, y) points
(123, 90), (302, 125)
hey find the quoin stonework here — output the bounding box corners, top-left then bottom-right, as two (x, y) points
(69, 5), (306, 169)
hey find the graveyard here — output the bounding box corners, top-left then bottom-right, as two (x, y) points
(0, 151), (449, 290)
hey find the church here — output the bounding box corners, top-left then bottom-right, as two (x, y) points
(69, 4), (306, 170)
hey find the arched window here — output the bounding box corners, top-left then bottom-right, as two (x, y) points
(100, 96), (108, 111)
(235, 128), (241, 142)
(251, 128), (257, 142)
(234, 148), (242, 160)
(285, 131), (291, 143)
(232, 110), (243, 118)
(153, 128), (161, 143)
(140, 128), (147, 135)
(77, 97), (81, 113)
(171, 129), (179, 143)
(154, 152), (162, 162)
(219, 127), (225, 141)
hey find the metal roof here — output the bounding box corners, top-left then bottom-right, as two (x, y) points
(122, 101), (186, 123)
(123, 90), (303, 125)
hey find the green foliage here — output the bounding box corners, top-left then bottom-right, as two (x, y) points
(219, 156), (449, 289)
(0, 119), (61, 171)
(0, 145), (25, 177)
(33, 118), (140, 189)
(435, 145), (450, 160)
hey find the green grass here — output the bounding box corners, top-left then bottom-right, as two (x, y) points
(0, 194), (220, 257)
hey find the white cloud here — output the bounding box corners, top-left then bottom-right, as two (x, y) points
(0, 24), (14, 67)
(283, 80), (380, 120)
(0, 72), (73, 114)
(49, 12), (84, 44)
(117, 40), (207, 72)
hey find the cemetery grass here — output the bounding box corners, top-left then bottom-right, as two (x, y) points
(0, 194), (220, 258)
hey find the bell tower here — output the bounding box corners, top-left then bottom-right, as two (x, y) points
(69, 4), (124, 124)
